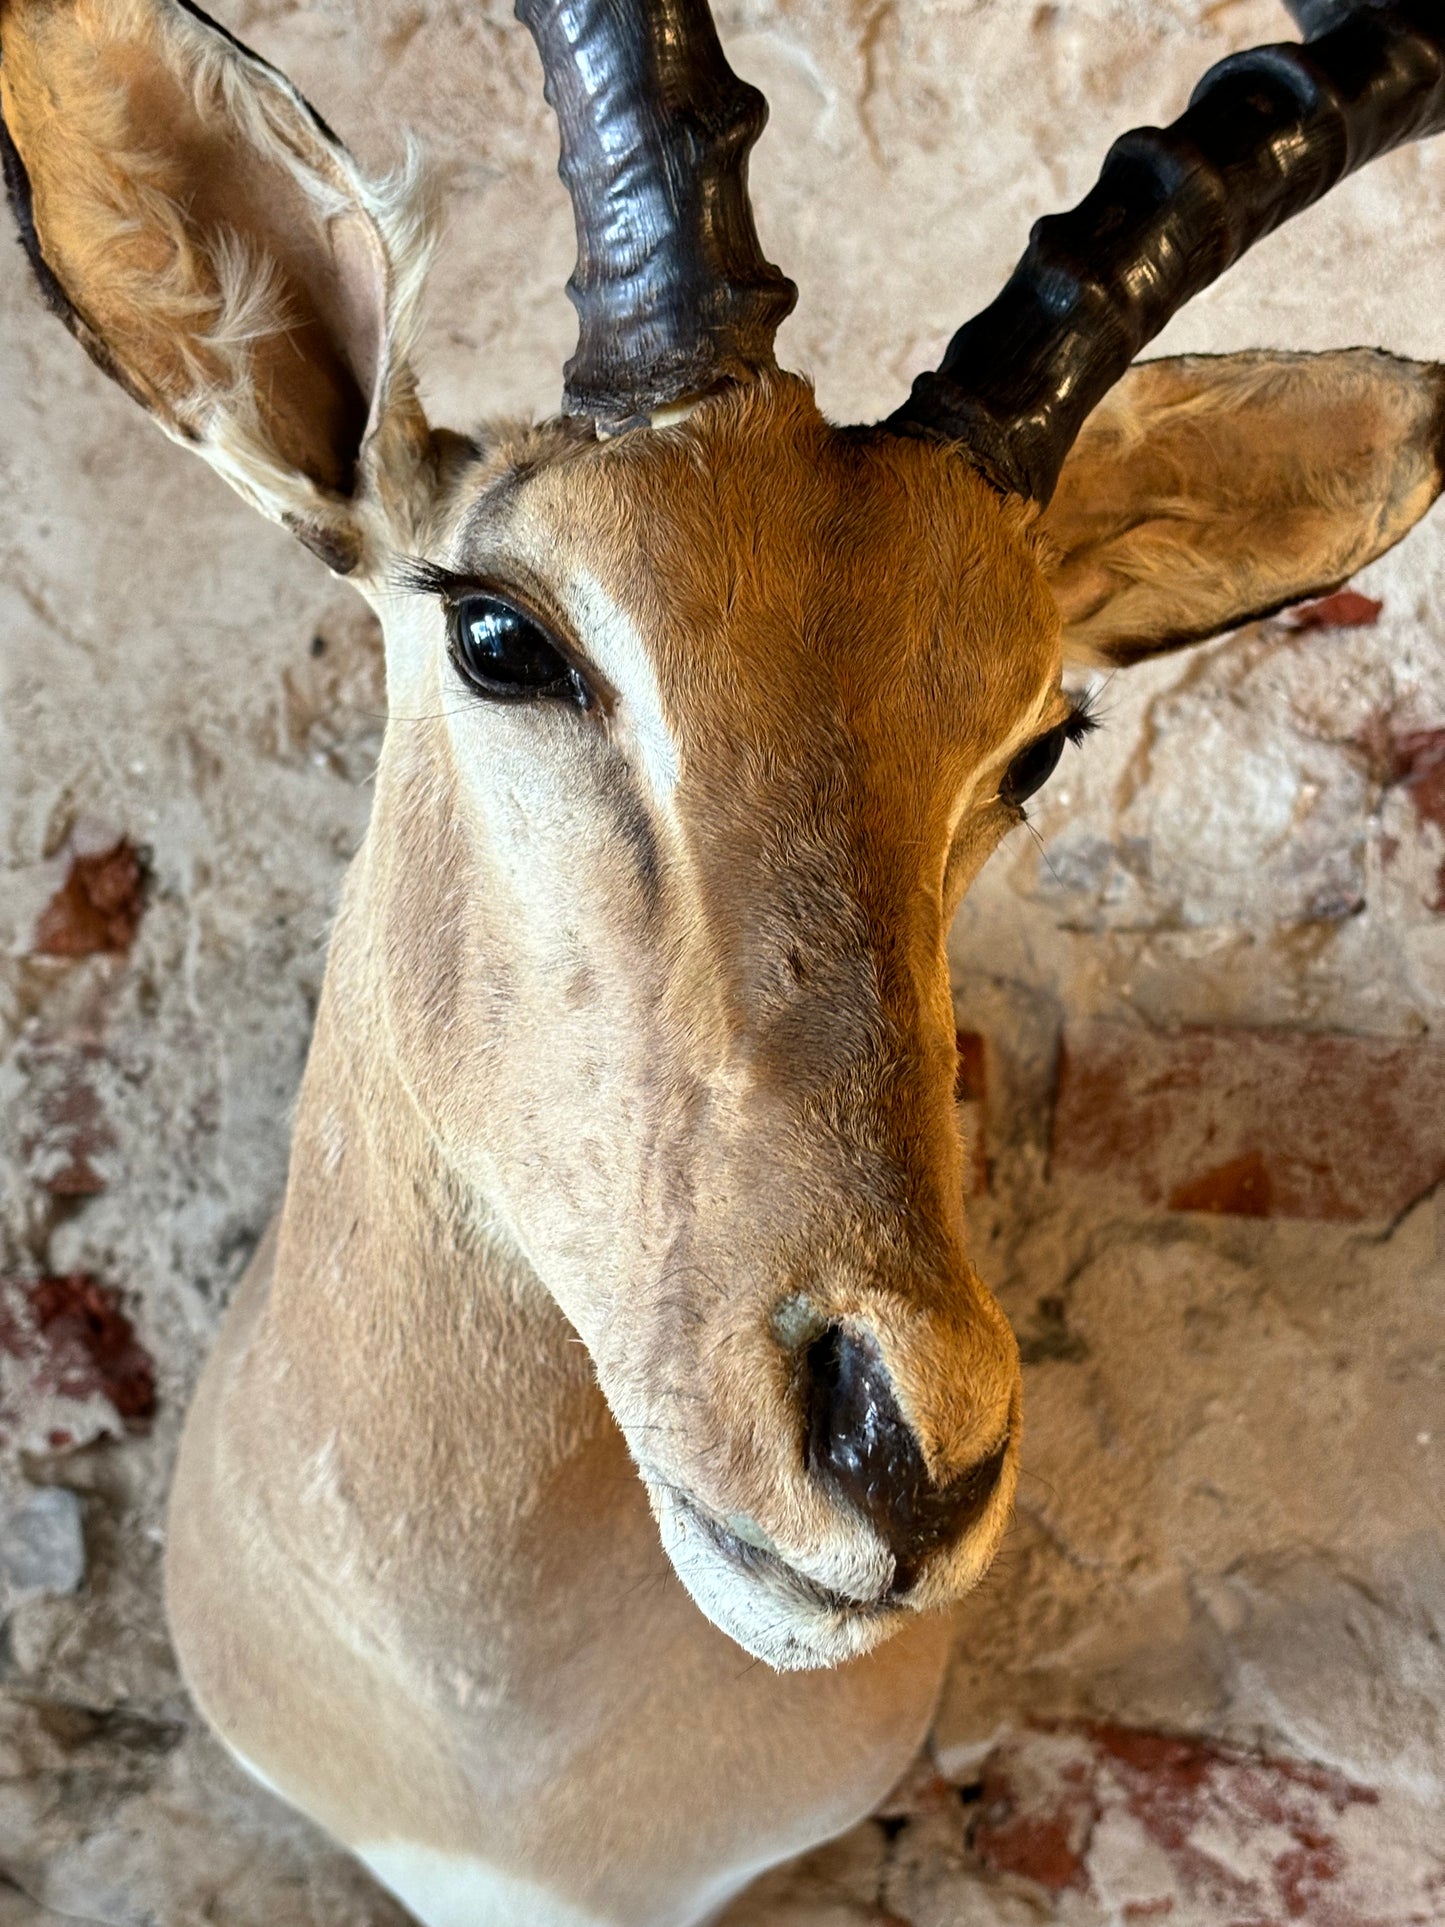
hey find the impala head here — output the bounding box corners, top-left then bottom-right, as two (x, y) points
(4, 0), (1442, 1668)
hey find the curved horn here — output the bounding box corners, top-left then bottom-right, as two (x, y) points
(887, 2), (1445, 504)
(515, 0), (796, 429)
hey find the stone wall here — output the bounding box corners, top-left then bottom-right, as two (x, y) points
(0, 1), (1441, 1921)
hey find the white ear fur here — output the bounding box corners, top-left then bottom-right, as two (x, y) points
(0, 0), (438, 572)
(1041, 350), (1445, 666)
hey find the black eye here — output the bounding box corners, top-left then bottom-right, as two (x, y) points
(1000, 723), (1069, 809)
(450, 594), (585, 704)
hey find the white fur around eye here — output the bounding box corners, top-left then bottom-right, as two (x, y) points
(563, 570), (681, 804)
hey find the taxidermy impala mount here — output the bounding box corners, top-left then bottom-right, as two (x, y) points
(2, 0), (1443, 1920)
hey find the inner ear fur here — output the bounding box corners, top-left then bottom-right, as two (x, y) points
(1041, 349), (1445, 666)
(0, 0), (433, 565)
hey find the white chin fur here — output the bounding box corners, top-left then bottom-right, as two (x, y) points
(651, 1485), (899, 1672)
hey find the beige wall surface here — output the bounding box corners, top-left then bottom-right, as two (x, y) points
(0, 2), (1442, 1921)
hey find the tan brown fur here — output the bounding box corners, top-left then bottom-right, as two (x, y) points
(5, 2), (1444, 1920)
(166, 381), (1050, 1922)
(0, 0), (434, 545)
(1043, 349), (1445, 663)
(360, 382), (1049, 1577)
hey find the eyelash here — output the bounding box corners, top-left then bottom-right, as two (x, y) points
(1062, 687), (1100, 745)
(393, 557), (478, 599)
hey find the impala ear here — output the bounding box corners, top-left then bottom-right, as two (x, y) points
(0, 0), (434, 573)
(1039, 350), (1445, 666)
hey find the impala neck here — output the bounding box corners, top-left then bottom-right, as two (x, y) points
(264, 840), (609, 1535)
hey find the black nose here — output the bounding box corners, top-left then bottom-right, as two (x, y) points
(804, 1326), (1008, 1593)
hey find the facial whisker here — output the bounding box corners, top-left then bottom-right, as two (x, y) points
(1023, 816), (1069, 893)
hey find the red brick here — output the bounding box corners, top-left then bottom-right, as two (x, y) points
(954, 1030), (987, 1104)
(32, 839), (147, 957)
(969, 1723), (1381, 1919)
(1051, 1022), (1445, 1222)
(0, 1275), (157, 1445)
(955, 1029), (989, 1196)
(973, 1771), (1092, 1891)
(1284, 588), (1382, 631)
(1081, 1722), (1375, 1918)
(1167, 1149), (1271, 1218)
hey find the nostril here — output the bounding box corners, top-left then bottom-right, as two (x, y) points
(805, 1325), (926, 1522)
(804, 1325), (1008, 1594)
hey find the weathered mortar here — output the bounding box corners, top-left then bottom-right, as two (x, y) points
(0, 0), (1440, 1920)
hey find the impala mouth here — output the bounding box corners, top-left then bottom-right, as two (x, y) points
(681, 1495), (874, 1615)
(648, 1481), (906, 1670)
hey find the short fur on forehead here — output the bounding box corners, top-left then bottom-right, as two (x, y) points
(454, 375), (1062, 764)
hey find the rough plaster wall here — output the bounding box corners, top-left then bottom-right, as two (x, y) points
(0, 1), (1441, 1923)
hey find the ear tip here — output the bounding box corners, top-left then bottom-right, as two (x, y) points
(282, 512), (364, 576)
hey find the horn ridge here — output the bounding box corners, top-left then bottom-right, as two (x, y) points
(515, 0), (797, 428)
(888, 2), (1445, 503)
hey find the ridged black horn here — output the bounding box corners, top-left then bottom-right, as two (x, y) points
(887, 1), (1445, 504)
(514, 0), (797, 428)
